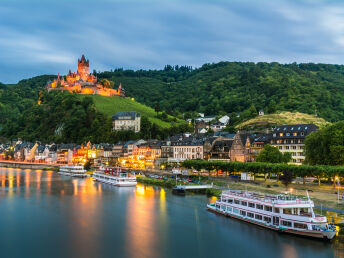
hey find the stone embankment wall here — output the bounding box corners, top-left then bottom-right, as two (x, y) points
(0, 161), (60, 170)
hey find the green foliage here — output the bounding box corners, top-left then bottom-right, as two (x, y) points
(181, 160), (344, 178)
(305, 121), (344, 166)
(97, 62), (344, 122)
(256, 145), (292, 163)
(279, 171), (293, 188)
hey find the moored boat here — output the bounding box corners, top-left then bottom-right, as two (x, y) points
(207, 189), (337, 240)
(92, 168), (137, 187)
(58, 165), (87, 178)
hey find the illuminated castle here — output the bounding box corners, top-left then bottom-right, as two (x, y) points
(46, 55), (125, 97)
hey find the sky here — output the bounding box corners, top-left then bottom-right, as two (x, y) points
(1, 0), (344, 83)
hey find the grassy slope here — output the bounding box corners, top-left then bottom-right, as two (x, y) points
(236, 111), (330, 128)
(89, 95), (182, 128)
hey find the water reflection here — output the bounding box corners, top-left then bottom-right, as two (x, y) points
(0, 168), (341, 258)
(126, 184), (158, 258)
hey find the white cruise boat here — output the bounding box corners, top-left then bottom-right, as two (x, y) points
(207, 190), (337, 240)
(58, 165), (87, 178)
(92, 169), (137, 187)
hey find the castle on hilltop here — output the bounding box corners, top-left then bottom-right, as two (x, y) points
(46, 55), (125, 97)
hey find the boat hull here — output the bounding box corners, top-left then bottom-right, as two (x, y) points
(207, 204), (336, 240)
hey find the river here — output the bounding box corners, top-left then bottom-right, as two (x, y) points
(0, 168), (343, 258)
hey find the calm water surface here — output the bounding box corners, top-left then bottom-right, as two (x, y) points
(0, 168), (343, 258)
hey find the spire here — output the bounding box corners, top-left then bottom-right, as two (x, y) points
(57, 73), (60, 81)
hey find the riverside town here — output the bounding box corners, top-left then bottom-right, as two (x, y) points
(2, 1), (344, 257)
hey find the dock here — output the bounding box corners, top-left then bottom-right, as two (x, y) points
(175, 184), (213, 190)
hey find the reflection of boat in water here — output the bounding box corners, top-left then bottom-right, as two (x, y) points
(208, 190), (337, 240)
(93, 168), (137, 187)
(58, 165), (87, 178)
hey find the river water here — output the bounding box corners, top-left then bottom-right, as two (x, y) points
(0, 168), (343, 258)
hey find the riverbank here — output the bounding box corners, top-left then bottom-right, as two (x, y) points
(137, 174), (344, 211)
(0, 161), (59, 170)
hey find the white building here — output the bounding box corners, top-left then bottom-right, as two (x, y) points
(112, 112), (141, 133)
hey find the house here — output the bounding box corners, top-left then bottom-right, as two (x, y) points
(210, 121), (226, 132)
(269, 124), (318, 165)
(259, 109), (265, 116)
(170, 133), (204, 161)
(219, 115), (230, 125)
(195, 120), (209, 134)
(112, 112), (141, 133)
(195, 115), (216, 123)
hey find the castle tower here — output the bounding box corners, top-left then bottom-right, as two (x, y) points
(77, 54), (89, 81)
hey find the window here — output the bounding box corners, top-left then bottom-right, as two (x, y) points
(221, 205), (225, 210)
(233, 209), (239, 214)
(256, 204), (263, 210)
(248, 202), (255, 208)
(234, 200), (240, 205)
(241, 201), (247, 206)
(281, 221), (292, 227)
(247, 212), (254, 218)
(255, 214), (263, 220)
(264, 217), (272, 223)
(286, 133), (290, 136)
(227, 207), (232, 212)
(228, 199), (233, 204)
(274, 208), (280, 213)
(279, 133), (283, 137)
(283, 208), (292, 215)
(293, 132), (297, 136)
(264, 206), (272, 212)
(285, 146), (289, 150)
(240, 210), (246, 216)
(294, 223), (307, 229)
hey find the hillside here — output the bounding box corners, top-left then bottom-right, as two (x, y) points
(236, 112), (330, 129)
(87, 95), (183, 128)
(97, 62), (344, 122)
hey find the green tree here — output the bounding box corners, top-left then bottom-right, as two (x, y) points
(256, 145), (291, 163)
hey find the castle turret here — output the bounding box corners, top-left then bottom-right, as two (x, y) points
(78, 54), (90, 81)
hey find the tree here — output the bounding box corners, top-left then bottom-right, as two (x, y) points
(279, 171), (293, 188)
(267, 100), (277, 114)
(84, 160), (91, 171)
(256, 145), (291, 163)
(154, 103), (161, 116)
(305, 121), (344, 166)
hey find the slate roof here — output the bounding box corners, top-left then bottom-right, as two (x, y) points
(112, 112), (140, 120)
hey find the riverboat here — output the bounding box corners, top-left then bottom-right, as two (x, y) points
(92, 168), (137, 187)
(207, 190), (337, 240)
(58, 165), (87, 178)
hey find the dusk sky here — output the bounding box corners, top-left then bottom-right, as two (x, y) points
(1, 0), (344, 83)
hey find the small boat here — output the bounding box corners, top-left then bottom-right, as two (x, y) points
(92, 168), (137, 187)
(208, 189), (337, 240)
(172, 186), (186, 196)
(58, 165), (87, 178)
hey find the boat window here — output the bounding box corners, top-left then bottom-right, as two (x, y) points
(281, 221), (292, 227)
(283, 208), (292, 215)
(228, 199), (233, 204)
(294, 223), (307, 229)
(264, 206), (272, 212)
(274, 208), (280, 213)
(221, 205), (225, 210)
(263, 217), (271, 223)
(234, 200), (240, 205)
(233, 209), (239, 214)
(248, 202), (255, 208)
(256, 204), (263, 210)
(227, 207), (232, 212)
(255, 214), (262, 220)
(240, 210), (246, 216)
(241, 201), (248, 206)
(247, 212), (254, 218)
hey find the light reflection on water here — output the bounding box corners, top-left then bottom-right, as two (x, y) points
(0, 168), (341, 258)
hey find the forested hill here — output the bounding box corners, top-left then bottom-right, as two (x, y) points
(96, 62), (344, 122)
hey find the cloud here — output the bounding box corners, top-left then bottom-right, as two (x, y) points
(0, 0), (344, 83)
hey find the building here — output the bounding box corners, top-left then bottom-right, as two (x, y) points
(210, 121), (226, 132)
(112, 112), (141, 133)
(46, 55), (125, 97)
(269, 124), (318, 165)
(170, 134), (204, 161)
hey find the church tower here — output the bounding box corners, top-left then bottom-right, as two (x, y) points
(77, 55), (89, 81)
